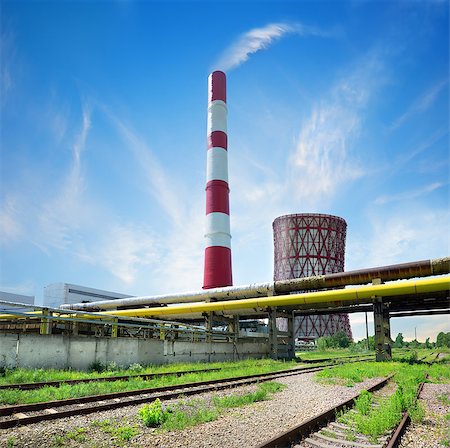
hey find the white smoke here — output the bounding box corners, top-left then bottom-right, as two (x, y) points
(215, 22), (328, 72)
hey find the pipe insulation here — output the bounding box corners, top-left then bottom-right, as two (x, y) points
(60, 257), (450, 311)
(95, 276), (450, 318)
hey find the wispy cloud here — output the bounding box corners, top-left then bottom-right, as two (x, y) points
(394, 126), (448, 167)
(215, 22), (328, 72)
(0, 29), (17, 107)
(0, 196), (23, 244)
(77, 223), (161, 285)
(288, 53), (384, 205)
(389, 79), (448, 130)
(104, 110), (185, 226)
(347, 207), (450, 270)
(374, 182), (447, 205)
(37, 105), (92, 252)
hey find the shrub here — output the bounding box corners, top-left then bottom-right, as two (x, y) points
(89, 361), (105, 373)
(138, 399), (168, 427)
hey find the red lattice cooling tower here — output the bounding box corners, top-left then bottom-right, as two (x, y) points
(273, 213), (353, 341)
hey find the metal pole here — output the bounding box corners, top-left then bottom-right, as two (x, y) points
(365, 311), (369, 351)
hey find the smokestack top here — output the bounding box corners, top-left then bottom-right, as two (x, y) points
(209, 71), (226, 103)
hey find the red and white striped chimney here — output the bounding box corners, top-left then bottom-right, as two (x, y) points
(203, 71), (233, 289)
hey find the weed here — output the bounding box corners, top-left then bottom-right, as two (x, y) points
(66, 427), (87, 442)
(89, 360), (105, 373)
(139, 398), (168, 427)
(344, 428), (356, 441)
(437, 393), (450, 406)
(162, 406), (219, 431)
(90, 419), (139, 443)
(0, 359), (298, 405)
(320, 429), (337, 438)
(7, 437), (16, 448)
(128, 363), (144, 373)
(409, 402), (425, 423)
(354, 390), (372, 415)
(53, 435), (65, 446)
(259, 382), (286, 394)
(445, 413), (450, 421)
(115, 425), (140, 442)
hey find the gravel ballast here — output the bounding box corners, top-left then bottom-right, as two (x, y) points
(399, 383), (450, 448)
(1, 371), (385, 448)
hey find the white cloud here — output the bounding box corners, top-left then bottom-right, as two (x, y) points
(374, 182), (447, 205)
(287, 53), (384, 205)
(347, 207), (450, 270)
(77, 223), (161, 285)
(37, 106), (92, 252)
(0, 29), (17, 107)
(104, 111), (185, 226)
(215, 22), (328, 72)
(0, 196), (23, 244)
(389, 79), (448, 130)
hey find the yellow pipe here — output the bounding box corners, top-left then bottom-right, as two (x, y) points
(97, 276), (449, 318)
(0, 276), (448, 320)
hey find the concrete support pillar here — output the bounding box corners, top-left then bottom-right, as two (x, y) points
(39, 308), (52, 335)
(111, 318), (118, 338)
(373, 298), (392, 361)
(205, 312), (213, 342)
(228, 316), (239, 341)
(287, 312), (295, 360)
(268, 307), (278, 360)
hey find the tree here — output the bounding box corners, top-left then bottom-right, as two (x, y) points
(436, 332), (449, 348)
(333, 330), (351, 348)
(425, 337), (432, 349)
(393, 333), (404, 348)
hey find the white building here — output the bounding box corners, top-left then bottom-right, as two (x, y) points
(43, 283), (132, 308)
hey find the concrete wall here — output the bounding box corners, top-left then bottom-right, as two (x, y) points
(0, 334), (269, 370)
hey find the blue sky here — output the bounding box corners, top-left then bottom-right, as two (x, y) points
(1, 1), (449, 341)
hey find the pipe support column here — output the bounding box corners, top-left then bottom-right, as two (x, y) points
(268, 307), (278, 360)
(374, 298), (392, 361)
(287, 312), (295, 360)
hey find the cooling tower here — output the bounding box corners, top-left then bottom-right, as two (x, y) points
(273, 213), (353, 341)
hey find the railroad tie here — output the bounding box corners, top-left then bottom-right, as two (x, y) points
(12, 412), (28, 419)
(305, 437), (382, 448)
(313, 432), (383, 448)
(44, 408), (58, 414)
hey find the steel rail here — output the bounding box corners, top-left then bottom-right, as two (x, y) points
(0, 367), (223, 391)
(0, 355), (374, 391)
(60, 257), (450, 310)
(256, 374), (395, 448)
(0, 365), (330, 428)
(385, 376), (428, 448)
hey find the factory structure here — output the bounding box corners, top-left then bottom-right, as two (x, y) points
(0, 71), (449, 369)
(273, 214), (352, 341)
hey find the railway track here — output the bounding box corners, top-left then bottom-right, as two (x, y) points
(257, 372), (428, 448)
(0, 364), (329, 429)
(0, 367), (224, 391)
(0, 354), (374, 391)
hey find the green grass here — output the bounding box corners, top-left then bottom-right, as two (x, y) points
(320, 429), (338, 438)
(316, 361), (397, 386)
(0, 359), (297, 405)
(91, 419), (139, 443)
(354, 390), (372, 415)
(437, 393), (450, 405)
(327, 362), (439, 441)
(296, 349), (373, 360)
(138, 381), (285, 432)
